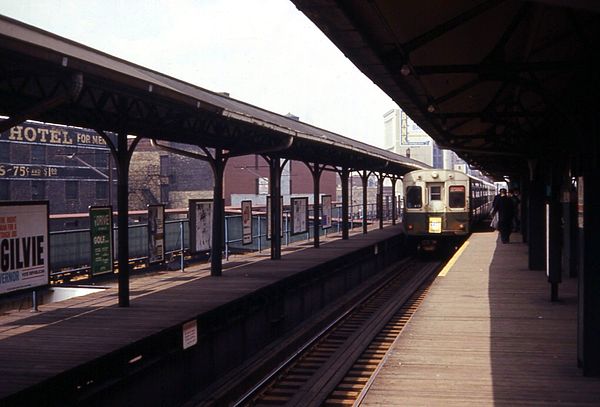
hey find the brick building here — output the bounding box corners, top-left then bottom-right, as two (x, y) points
(0, 121), (338, 221)
(0, 121), (115, 217)
(224, 154), (338, 208)
(129, 140), (213, 210)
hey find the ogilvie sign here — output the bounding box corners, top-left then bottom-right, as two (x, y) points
(0, 202), (49, 295)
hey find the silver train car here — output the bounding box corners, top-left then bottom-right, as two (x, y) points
(402, 169), (495, 250)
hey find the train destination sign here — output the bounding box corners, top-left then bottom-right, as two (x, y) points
(0, 201), (49, 296)
(90, 206), (113, 276)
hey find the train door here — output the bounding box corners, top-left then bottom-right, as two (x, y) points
(427, 182), (444, 233)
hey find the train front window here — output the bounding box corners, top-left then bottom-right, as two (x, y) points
(406, 186), (422, 208)
(430, 185), (442, 201)
(449, 185), (466, 208)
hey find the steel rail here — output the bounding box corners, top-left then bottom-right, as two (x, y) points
(232, 258), (441, 406)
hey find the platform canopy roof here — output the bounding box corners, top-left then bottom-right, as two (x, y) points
(291, 0), (600, 179)
(0, 15), (428, 176)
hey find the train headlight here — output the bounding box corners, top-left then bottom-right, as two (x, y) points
(407, 224), (414, 230)
(458, 224), (465, 230)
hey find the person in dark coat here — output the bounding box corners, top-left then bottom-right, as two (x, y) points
(492, 188), (515, 243)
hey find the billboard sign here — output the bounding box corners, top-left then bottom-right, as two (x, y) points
(322, 195), (332, 229)
(0, 201), (49, 295)
(189, 199), (213, 252)
(241, 200), (252, 245)
(90, 206), (113, 276)
(291, 197), (308, 235)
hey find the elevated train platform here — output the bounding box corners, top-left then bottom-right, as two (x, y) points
(0, 224), (405, 406)
(361, 232), (600, 406)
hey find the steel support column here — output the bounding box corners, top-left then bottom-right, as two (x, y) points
(111, 133), (140, 308)
(578, 166), (600, 376)
(520, 174), (528, 243)
(305, 162), (324, 248)
(210, 149), (226, 277)
(391, 177), (398, 225)
(268, 157), (282, 260)
(340, 168), (350, 240)
(378, 174), (384, 229)
(547, 167), (562, 301)
(116, 135), (130, 307)
(561, 168), (577, 278)
(528, 176), (546, 270)
(361, 170), (369, 234)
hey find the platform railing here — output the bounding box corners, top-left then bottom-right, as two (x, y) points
(49, 202), (392, 278)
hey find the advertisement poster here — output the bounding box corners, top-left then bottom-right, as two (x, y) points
(0, 201), (49, 295)
(322, 195), (332, 229)
(266, 196), (283, 240)
(241, 200), (253, 245)
(189, 199), (213, 252)
(291, 197), (308, 235)
(90, 206), (113, 276)
(148, 204), (165, 264)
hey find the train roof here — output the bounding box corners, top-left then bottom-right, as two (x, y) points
(403, 169), (495, 187)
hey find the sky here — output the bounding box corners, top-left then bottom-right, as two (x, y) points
(0, 0), (398, 148)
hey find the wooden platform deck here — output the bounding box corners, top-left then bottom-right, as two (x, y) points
(361, 232), (600, 406)
(0, 223), (398, 401)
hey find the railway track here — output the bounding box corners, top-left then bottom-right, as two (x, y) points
(233, 258), (441, 407)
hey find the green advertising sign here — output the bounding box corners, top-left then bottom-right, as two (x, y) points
(90, 206), (113, 276)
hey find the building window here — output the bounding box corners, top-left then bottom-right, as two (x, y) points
(160, 155), (170, 177)
(32, 180), (46, 200)
(160, 184), (169, 203)
(0, 181), (9, 200)
(96, 181), (108, 200)
(95, 151), (108, 169)
(0, 144), (9, 162)
(257, 177), (269, 195)
(65, 181), (78, 200)
(31, 145), (46, 163)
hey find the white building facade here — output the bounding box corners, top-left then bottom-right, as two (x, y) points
(383, 108), (468, 172)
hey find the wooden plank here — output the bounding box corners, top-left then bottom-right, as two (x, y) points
(361, 232), (600, 406)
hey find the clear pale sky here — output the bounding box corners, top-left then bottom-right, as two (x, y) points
(0, 0), (398, 147)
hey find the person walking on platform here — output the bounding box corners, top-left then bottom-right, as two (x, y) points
(492, 188), (515, 243)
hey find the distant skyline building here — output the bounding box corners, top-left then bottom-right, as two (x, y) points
(383, 108), (468, 172)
